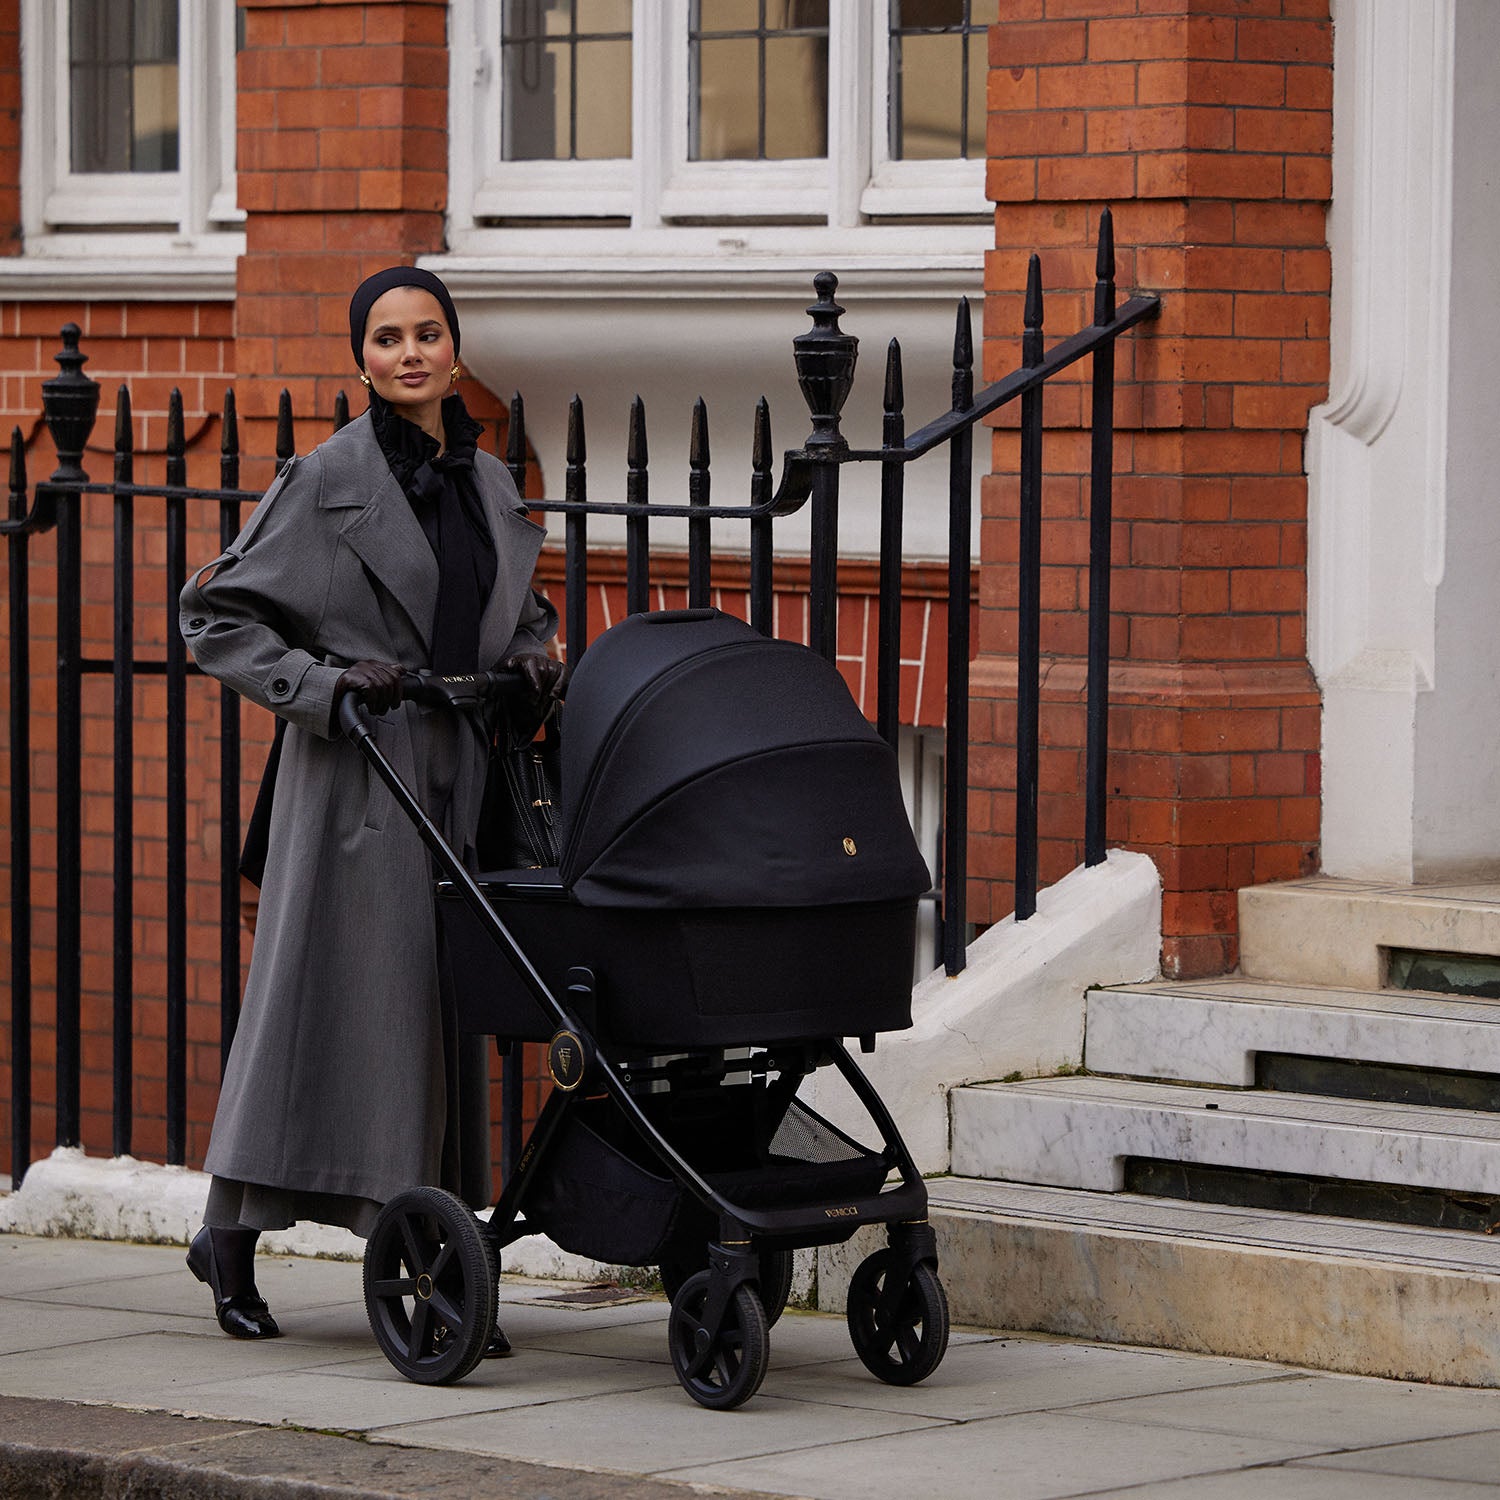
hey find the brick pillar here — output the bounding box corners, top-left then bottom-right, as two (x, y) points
(235, 0), (450, 480)
(973, 3), (1332, 977)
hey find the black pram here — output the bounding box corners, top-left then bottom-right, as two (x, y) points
(342, 607), (949, 1410)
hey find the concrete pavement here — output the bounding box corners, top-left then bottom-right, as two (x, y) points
(2, 1232), (1500, 1499)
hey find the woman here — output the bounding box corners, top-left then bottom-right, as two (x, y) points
(179, 266), (561, 1341)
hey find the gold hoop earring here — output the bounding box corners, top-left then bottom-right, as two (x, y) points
(359, 373), (372, 388)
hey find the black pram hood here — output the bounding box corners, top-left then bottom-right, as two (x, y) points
(557, 609), (931, 909)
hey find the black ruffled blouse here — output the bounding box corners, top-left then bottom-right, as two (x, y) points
(369, 389), (498, 675)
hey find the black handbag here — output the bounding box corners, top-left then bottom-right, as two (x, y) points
(477, 708), (561, 871)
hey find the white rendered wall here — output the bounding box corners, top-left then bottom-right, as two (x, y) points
(1310, 0), (1500, 881)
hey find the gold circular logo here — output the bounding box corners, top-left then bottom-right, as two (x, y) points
(843, 837), (857, 856)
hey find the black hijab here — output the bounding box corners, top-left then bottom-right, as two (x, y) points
(348, 267), (496, 674)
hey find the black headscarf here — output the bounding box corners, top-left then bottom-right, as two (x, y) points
(349, 265), (461, 366)
(348, 267), (496, 675)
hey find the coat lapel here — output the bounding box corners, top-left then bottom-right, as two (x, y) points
(475, 459), (547, 668)
(328, 418), (439, 659)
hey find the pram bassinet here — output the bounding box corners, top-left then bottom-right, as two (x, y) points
(438, 608), (931, 1049)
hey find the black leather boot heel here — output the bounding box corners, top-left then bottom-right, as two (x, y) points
(187, 1226), (281, 1339)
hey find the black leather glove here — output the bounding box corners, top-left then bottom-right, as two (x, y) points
(501, 652), (567, 709)
(334, 660), (406, 715)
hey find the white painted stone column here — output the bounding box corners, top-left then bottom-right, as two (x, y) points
(1311, 0), (1500, 882)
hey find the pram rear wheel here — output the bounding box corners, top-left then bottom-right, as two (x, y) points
(364, 1187), (498, 1386)
(660, 1246), (794, 1328)
(667, 1269), (770, 1410)
(845, 1250), (949, 1387)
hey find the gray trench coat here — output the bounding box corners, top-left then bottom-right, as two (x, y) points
(179, 412), (556, 1226)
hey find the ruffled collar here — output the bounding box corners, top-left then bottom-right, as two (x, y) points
(368, 389), (484, 503)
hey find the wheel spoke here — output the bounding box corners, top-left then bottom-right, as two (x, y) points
(398, 1215), (427, 1275)
(370, 1276), (417, 1299)
(428, 1239), (455, 1280)
(894, 1320), (923, 1366)
(406, 1299), (433, 1363)
(429, 1289), (466, 1331)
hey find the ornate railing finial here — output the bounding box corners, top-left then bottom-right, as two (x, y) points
(793, 271), (859, 450)
(42, 324), (100, 484)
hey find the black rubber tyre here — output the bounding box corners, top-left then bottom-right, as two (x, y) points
(757, 1248), (794, 1327)
(364, 1186), (498, 1385)
(845, 1250), (949, 1387)
(660, 1246), (794, 1329)
(667, 1269), (770, 1410)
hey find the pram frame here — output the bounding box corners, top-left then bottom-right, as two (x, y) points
(340, 674), (943, 1406)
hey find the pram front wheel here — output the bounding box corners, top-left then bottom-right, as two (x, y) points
(364, 1187), (498, 1386)
(660, 1245), (794, 1328)
(667, 1269), (770, 1410)
(845, 1250), (949, 1387)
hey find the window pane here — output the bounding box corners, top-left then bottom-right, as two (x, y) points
(763, 34), (827, 159)
(690, 0), (829, 162)
(574, 0), (631, 28)
(501, 0), (631, 161)
(888, 0), (991, 162)
(897, 33), (962, 160)
(573, 39), (631, 159)
(69, 0), (179, 174)
(696, 37), (760, 160)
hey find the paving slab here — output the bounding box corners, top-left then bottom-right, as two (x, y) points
(1088, 1469), (1500, 1499)
(1071, 1371), (1500, 1449)
(371, 1382), (949, 1473)
(1300, 1429), (1500, 1484)
(667, 1407), (1329, 1500)
(0, 1395), (754, 1500)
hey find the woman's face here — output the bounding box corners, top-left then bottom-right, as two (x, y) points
(360, 286), (455, 427)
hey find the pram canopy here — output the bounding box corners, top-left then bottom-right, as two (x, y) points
(556, 609), (931, 909)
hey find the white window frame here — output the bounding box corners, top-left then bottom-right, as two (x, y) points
(451, 0), (987, 243)
(20, 0), (242, 259)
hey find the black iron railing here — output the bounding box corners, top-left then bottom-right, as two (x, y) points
(2, 210), (1159, 1187)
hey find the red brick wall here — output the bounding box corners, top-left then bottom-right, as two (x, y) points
(974, 1), (1331, 977)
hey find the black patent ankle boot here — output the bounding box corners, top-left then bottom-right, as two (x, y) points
(187, 1226), (281, 1339)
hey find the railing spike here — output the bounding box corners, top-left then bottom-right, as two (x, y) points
(220, 388), (239, 491)
(883, 338), (905, 416)
(752, 396), (771, 473)
(690, 396), (710, 470)
(506, 392), (526, 476)
(114, 385), (133, 455)
(1094, 206), (1117, 326)
(166, 389), (185, 461)
(220, 388), (236, 456)
(276, 389), (295, 465)
(953, 301), (974, 412)
(567, 394), (586, 465)
(952, 300), (973, 374)
(628, 395), (648, 468)
(9, 424), (26, 513)
(1023, 254), (1045, 369)
(333, 389), (349, 430)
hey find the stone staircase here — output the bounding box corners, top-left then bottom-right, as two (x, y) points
(911, 877), (1500, 1384)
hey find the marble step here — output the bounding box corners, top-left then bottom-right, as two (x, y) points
(949, 1075), (1500, 1193)
(821, 1178), (1500, 1385)
(1086, 977), (1500, 1086)
(1239, 875), (1500, 988)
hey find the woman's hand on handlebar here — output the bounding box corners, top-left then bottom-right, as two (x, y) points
(501, 652), (567, 709)
(334, 660), (406, 715)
